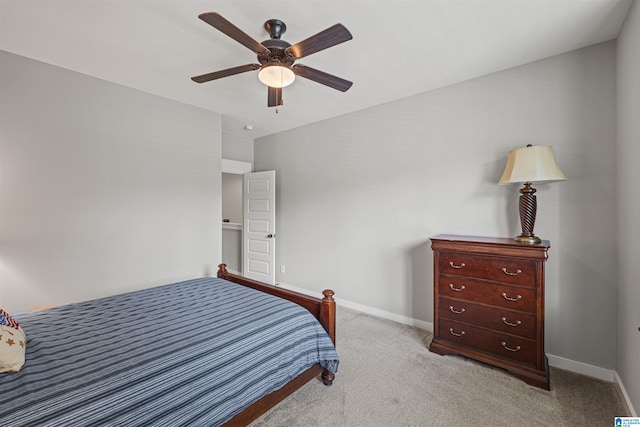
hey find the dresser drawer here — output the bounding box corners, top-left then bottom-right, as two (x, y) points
(439, 275), (536, 313)
(439, 252), (535, 286)
(439, 296), (535, 339)
(439, 318), (535, 366)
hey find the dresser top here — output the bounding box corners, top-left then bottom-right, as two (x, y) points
(430, 234), (550, 259)
(431, 234), (550, 248)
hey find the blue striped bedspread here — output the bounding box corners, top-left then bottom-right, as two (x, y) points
(0, 277), (339, 426)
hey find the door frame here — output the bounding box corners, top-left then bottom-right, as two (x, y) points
(222, 158), (252, 175)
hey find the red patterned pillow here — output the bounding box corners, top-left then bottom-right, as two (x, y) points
(0, 309), (26, 373)
(0, 309), (19, 329)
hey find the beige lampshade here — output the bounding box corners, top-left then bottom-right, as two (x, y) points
(499, 145), (567, 184)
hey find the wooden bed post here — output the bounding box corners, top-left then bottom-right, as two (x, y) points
(320, 289), (336, 386)
(217, 263), (228, 279)
(320, 290), (336, 345)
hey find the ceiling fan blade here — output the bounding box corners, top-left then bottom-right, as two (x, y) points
(191, 63), (261, 83)
(292, 64), (353, 92)
(285, 24), (352, 60)
(268, 87), (283, 107)
(199, 12), (270, 55)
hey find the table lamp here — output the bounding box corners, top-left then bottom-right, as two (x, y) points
(499, 144), (567, 244)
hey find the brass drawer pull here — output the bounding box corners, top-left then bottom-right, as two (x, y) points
(502, 267), (522, 276)
(501, 292), (522, 302)
(449, 328), (466, 337)
(449, 306), (466, 314)
(449, 261), (466, 269)
(449, 283), (466, 292)
(501, 342), (521, 352)
(501, 317), (522, 327)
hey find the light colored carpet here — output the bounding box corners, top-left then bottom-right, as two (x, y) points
(251, 307), (627, 427)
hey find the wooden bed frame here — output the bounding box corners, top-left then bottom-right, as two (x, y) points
(216, 264), (337, 426)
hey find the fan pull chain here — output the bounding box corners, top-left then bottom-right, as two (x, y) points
(277, 70), (283, 113)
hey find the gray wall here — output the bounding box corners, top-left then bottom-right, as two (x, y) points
(222, 116), (254, 165)
(617, 0), (640, 414)
(222, 173), (243, 223)
(0, 51), (222, 311)
(221, 228), (242, 274)
(255, 42), (618, 371)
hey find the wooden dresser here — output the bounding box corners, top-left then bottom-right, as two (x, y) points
(429, 234), (550, 389)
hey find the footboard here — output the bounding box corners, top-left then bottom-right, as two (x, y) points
(217, 264), (336, 345)
(217, 264), (337, 426)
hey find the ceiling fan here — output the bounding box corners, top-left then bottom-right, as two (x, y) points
(191, 12), (353, 108)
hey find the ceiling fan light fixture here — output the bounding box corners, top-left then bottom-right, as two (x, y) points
(258, 63), (295, 88)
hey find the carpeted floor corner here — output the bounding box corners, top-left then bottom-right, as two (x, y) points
(250, 307), (627, 427)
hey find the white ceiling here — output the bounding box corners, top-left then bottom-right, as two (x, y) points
(0, 0), (632, 138)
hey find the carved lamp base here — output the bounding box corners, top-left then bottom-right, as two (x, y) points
(515, 182), (541, 244)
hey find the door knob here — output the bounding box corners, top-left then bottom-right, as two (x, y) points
(266, 234), (275, 238)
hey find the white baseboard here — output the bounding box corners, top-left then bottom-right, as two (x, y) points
(337, 296), (434, 331)
(614, 371), (638, 416)
(277, 281), (635, 414)
(546, 353), (615, 382)
(545, 354), (638, 414)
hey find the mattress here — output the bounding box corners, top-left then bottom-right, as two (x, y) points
(0, 277), (339, 426)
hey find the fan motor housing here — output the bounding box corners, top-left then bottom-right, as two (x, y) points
(258, 39), (294, 65)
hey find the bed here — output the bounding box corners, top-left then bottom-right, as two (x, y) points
(0, 264), (338, 426)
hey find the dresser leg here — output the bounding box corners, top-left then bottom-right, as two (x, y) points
(508, 356), (550, 390)
(428, 339), (458, 356)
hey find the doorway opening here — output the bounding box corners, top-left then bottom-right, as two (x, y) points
(221, 159), (252, 275)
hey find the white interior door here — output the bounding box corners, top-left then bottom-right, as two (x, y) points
(243, 170), (276, 284)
